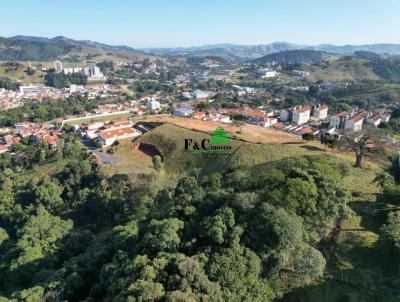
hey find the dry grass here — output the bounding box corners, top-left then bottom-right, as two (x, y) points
(138, 115), (302, 144)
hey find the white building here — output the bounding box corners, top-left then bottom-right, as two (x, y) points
(345, 114), (364, 132)
(146, 100), (161, 110)
(64, 66), (106, 81)
(380, 112), (391, 123)
(330, 112), (348, 129)
(53, 60), (63, 72)
(219, 115), (231, 123)
(280, 109), (292, 122)
(256, 68), (276, 78)
(98, 127), (141, 147)
(182, 92), (192, 99)
(19, 85), (39, 94)
(173, 107), (194, 117)
(312, 104), (328, 120)
(192, 90), (209, 99)
(292, 70), (309, 77)
(261, 117), (278, 128)
(292, 106), (311, 125)
(366, 113), (381, 127)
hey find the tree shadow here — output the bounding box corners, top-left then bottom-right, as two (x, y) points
(300, 145), (326, 152)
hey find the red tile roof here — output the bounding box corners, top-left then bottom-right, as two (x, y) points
(295, 106), (311, 113)
(273, 123), (286, 129)
(351, 114), (364, 123)
(336, 111), (348, 117)
(99, 127), (136, 140)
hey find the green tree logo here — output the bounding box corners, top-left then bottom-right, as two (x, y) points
(210, 127), (230, 145)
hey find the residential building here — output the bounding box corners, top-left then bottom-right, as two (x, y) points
(345, 114), (364, 132)
(146, 100), (161, 110)
(330, 111), (348, 129)
(312, 104), (328, 120)
(261, 117), (278, 128)
(256, 68), (276, 78)
(219, 115), (231, 123)
(292, 70), (309, 77)
(192, 112), (206, 120)
(366, 113), (381, 127)
(53, 60), (63, 72)
(19, 85), (39, 94)
(292, 106), (311, 125)
(280, 108), (292, 122)
(173, 107), (194, 117)
(380, 112), (391, 123)
(192, 90), (209, 99)
(182, 91), (192, 99)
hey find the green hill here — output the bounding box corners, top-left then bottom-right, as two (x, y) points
(116, 123), (328, 178)
(254, 50), (326, 64)
(303, 57), (381, 81)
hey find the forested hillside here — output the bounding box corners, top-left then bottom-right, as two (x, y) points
(254, 50), (325, 64)
(0, 135), (352, 301)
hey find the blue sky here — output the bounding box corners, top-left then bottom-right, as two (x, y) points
(1, 0), (399, 48)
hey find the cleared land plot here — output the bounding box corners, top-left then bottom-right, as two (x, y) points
(63, 112), (134, 126)
(137, 115), (302, 144)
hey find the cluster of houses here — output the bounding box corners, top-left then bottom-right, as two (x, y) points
(75, 118), (141, 147)
(329, 110), (391, 132)
(183, 102), (394, 140)
(0, 84), (123, 111)
(0, 122), (63, 153)
(280, 104), (328, 125)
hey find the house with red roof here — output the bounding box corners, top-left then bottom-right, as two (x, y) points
(345, 114), (364, 132)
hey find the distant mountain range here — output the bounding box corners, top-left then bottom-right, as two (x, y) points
(143, 42), (400, 62)
(1, 35), (400, 62)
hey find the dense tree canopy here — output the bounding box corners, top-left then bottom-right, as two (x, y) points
(0, 151), (352, 301)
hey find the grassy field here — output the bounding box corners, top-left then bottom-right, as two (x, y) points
(305, 58), (380, 82)
(282, 158), (399, 301)
(62, 112), (134, 126)
(136, 115), (302, 144)
(0, 61), (48, 84)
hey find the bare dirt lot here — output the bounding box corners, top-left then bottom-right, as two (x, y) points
(138, 115), (302, 144)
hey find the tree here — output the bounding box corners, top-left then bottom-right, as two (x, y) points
(0, 227), (8, 246)
(206, 246), (274, 301)
(152, 155), (162, 171)
(339, 126), (393, 168)
(382, 211), (400, 249)
(302, 133), (314, 141)
(34, 181), (64, 213)
(201, 207), (235, 245)
(290, 243), (326, 285)
(143, 218), (184, 253)
(13, 206), (73, 267)
(373, 172), (395, 193)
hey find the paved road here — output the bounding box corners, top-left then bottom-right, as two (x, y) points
(90, 149), (119, 165)
(80, 137), (119, 165)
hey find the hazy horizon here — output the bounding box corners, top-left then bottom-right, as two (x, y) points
(4, 35), (400, 50)
(1, 0), (400, 48)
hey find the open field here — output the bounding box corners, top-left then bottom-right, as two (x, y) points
(137, 115), (303, 144)
(63, 112), (134, 126)
(0, 61), (47, 83)
(305, 58), (380, 82)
